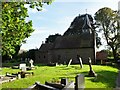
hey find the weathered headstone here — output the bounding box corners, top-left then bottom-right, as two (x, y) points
(21, 67), (26, 72)
(25, 58), (28, 63)
(77, 56), (83, 68)
(61, 78), (68, 85)
(19, 63), (26, 72)
(29, 59), (34, 67)
(67, 59), (72, 67)
(56, 63), (58, 66)
(75, 74), (85, 90)
(88, 57), (96, 77)
(18, 74), (21, 79)
(63, 81), (74, 90)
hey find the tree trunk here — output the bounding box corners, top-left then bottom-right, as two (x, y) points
(111, 47), (117, 62)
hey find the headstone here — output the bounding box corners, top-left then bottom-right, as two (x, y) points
(77, 56), (83, 68)
(63, 81), (74, 90)
(25, 58), (28, 63)
(61, 78), (68, 85)
(88, 57), (96, 77)
(34, 83), (58, 90)
(18, 74), (21, 79)
(19, 63), (26, 72)
(67, 59), (72, 67)
(21, 67), (26, 72)
(75, 74), (85, 90)
(21, 58), (22, 61)
(29, 59), (34, 67)
(56, 63), (58, 66)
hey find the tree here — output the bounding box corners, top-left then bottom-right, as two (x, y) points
(96, 32), (102, 48)
(2, 1), (53, 60)
(94, 7), (120, 61)
(45, 33), (61, 43)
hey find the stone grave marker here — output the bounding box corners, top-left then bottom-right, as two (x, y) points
(67, 59), (72, 67)
(77, 56), (83, 69)
(61, 78), (68, 85)
(19, 63), (26, 72)
(29, 59), (34, 67)
(75, 74), (85, 90)
(88, 57), (96, 77)
(62, 81), (74, 90)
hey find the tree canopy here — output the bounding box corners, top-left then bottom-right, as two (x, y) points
(45, 33), (61, 43)
(94, 7), (120, 61)
(2, 1), (53, 60)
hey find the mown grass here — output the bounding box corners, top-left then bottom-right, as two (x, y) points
(1, 64), (118, 89)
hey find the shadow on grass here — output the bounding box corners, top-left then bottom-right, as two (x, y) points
(59, 65), (82, 71)
(63, 70), (118, 88)
(83, 70), (118, 88)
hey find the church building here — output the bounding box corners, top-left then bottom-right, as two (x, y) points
(35, 14), (96, 64)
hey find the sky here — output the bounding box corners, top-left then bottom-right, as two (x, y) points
(21, 0), (119, 51)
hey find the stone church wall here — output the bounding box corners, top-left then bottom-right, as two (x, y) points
(52, 48), (95, 64)
(35, 48), (95, 64)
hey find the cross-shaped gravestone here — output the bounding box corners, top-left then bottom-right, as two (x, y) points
(29, 59), (34, 67)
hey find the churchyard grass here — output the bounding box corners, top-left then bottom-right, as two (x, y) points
(2, 64), (118, 88)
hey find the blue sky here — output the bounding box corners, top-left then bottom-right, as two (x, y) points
(21, 0), (119, 51)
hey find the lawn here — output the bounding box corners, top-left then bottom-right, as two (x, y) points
(1, 64), (118, 89)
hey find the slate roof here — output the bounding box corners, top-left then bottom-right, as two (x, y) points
(64, 14), (94, 36)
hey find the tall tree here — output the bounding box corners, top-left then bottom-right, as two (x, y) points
(94, 7), (120, 61)
(2, 1), (53, 60)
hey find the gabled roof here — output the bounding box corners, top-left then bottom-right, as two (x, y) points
(82, 14), (92, 29)
(64, 14), (94, 36)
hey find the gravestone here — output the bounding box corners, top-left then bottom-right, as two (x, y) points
(75, 74), (85, 90)
(25, 58), (28, 63)
(77, 56), (83, 68)
(61, 78), (68, 85)
(63, 81), (74, 90)
(88, 57), (96, 77)
(67, 59), (72, 67)
(19, 63), (26, 72)
(29, 59), (34, 67)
